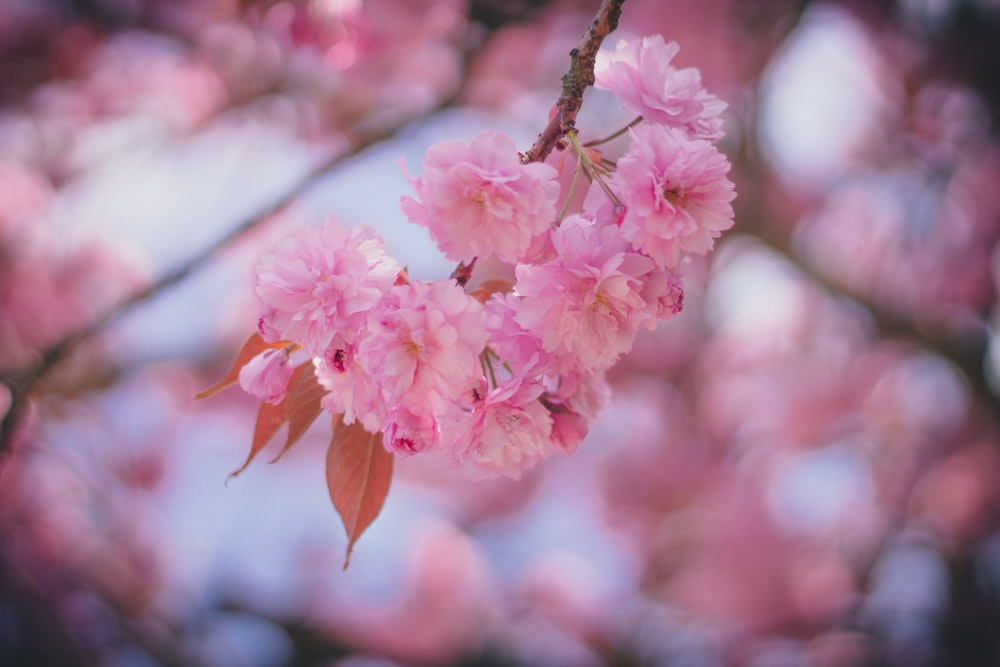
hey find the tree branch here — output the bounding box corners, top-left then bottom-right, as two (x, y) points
(521, 0), (626, 164)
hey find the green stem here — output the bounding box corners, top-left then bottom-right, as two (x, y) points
(583, 115), (643, 147)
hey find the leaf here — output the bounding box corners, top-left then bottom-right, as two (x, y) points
(326, 419), (394, 569)
(194, 333), (289, 399)
(225, 362), (309, 482)
(226, 399), (288, 482)
(470, 278), (514, 303)
(269, 364), (326, 463)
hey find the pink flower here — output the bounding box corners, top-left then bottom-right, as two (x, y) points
(255, 217), (399, 357)
(513, 216), (655, 373)
(483, 293), (555, 381)
(611, 124), (735, 269)
(384, 407), (442, 456)
(639, 266), (685, 323)
(357, 280), (488, 413)
(400, 130), (560, 264)
(551, 369), (612, 423)
(549, 410), (589, 455)
(446, 378), (554, 479)
(595, 35), (727, 141)
(239, 348), (294, 404)
(543, 369), (611, 454)
(314, 348), (388, 433)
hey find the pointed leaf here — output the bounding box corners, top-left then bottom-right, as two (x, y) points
(195, 333), (290, 399)
(269, 364), (326, 463)
(225, 363), (308, 482)
(227, 398), (288, 482)
(326, 420), (394, 569)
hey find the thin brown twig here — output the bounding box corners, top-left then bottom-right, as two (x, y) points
(520, 0), (626, 164)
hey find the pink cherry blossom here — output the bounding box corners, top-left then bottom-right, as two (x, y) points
(314, 348), (388, 434)
(238, 348), (294, 404)
(483, 293), (555, 381)
(549, 410), (589, 455)
(595, 35), (727, 141)
(551, 368), (612, 423)
(446, 377), (554, 479)
(638, 266), (685, 323)
(610, 124), (735, 269)
(400, 130), (561, 265)
(384, 407), (443, 456)
(255, 217), (399, 357)
(356, 280), (488, 413)
(543, 368), (612, 454)
(513, 216), (656, 373)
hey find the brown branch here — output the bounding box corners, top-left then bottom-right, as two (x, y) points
(520, 0), (626, 164)
(450, 258), (477, 287)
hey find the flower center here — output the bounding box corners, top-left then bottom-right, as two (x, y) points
(590, 290), (612, 316)
(331, 348), (346, 372)
(663, 185), (688, 208)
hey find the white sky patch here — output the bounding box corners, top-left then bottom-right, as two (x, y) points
(766, 443), (876, 536)
(704, 238), (809, 345)
(51, 119), (325, 275)
(759, 3), (899, 186)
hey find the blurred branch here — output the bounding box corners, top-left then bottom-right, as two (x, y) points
(735, 174), (1000, 417)
(760, 226), (997, 411)
(724, 0), (1000, 418)
(0, 541), (92, 666)
(0, 40), (485, 456)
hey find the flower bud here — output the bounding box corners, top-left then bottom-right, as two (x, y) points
(239, 348), (294, 404)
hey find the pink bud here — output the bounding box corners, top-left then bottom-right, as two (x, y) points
(239, 348), (294, 404)
(612, 203), (627, 227)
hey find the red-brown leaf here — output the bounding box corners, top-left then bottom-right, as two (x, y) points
(194, 333), (288, 399)
(326, 419), (394, 569)
(269, 364), (326, 463)
(227, 398), (288, 482)
(225, 362), (308, 481)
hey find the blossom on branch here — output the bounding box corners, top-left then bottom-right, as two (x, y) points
(202, 21), (739, 564)
(610, 124), (736, 269)
(356, 280), (488, 415)
(400, 130), (561, 265)
(595, 35), (727, 142)
(514, 216), (656, 374)
(445, 376), (554, 479)
(383, 406), (444, 457)
(255, 217), (399, 357)
(314, 347), (387, 434)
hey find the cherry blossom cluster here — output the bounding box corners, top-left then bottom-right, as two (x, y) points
(239, 35), (735, 478)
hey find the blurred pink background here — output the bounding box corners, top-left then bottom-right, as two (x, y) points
(2, 0), (1000, 665)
